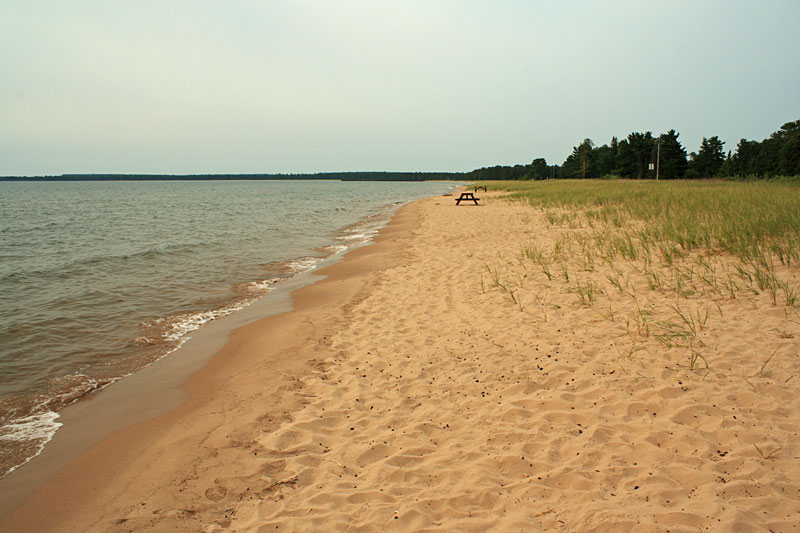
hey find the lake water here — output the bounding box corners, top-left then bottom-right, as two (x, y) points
(0, 179), (456, 477)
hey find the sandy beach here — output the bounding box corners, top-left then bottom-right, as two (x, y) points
(2, 191), (799, 532)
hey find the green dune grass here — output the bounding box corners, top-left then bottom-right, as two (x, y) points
(486, 179), (800, 267)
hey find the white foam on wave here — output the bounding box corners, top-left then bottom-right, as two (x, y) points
(287, 257), (321, 274)
(337, 225), (381, 246)
(337, 232), (371, 241)
(0, 410), (62, 477)
(163, 303), (249, 342)
(0, 411), (62, 443)
(246, 277), (280, 292)
(147, 277), (281, 348)
(322, 244), (349, 255)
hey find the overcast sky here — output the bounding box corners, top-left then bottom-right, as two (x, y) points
(1, 0), (799, 175)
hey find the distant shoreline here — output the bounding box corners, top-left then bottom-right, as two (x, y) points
(0, 172), (466, 182)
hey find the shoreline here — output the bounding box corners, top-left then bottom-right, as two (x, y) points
(0, 263), (318, 518)
(0, 195), (429, 531)
(0, 190), (427, 503)
(0, 180), (454, 481)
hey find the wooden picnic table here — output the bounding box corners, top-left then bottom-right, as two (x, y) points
(455, 192), (480, 205)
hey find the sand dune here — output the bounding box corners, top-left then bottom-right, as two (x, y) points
(3, 193), (799, 531)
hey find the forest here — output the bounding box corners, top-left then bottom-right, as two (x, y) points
(466, 119), (800, 181)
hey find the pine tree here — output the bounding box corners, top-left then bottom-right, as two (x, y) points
(656, 129), (688, 179)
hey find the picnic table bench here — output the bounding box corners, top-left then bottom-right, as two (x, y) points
(455, 192), (480, 205)
(474, 186), (488, 192)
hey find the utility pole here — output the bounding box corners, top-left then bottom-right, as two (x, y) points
(583, 159), (586, 179)
(656, 140), (661, 181)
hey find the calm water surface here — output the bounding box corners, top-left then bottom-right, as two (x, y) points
(0, 180), (456, 476)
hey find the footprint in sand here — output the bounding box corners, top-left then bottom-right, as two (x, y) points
(204, 479), (228, 501)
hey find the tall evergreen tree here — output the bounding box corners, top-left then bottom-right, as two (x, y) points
(590, 136), (617, 177)
(594, 144), (616, 177)
(776, 120), (800, 176)
(723, 138), (762, 177)
(655, 129), (688, 179)
(616, 132), (654, 178)
(688, 136), (725, 178)
(561, 139), (597, 178)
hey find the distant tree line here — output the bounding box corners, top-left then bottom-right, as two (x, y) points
(464, 119), (800, 181)
(0, 171), (465, 182)
(463, 164), (533, 181)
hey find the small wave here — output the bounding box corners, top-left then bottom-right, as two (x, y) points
(0, 411), (61, 443)
(0, 270), (31, 283)
(161, 304), (248, 342)
(133, 336), (158, 346)
(320, 244), (348, 255)
(245, 278), (280, 292)
(337, 232), (372, 242)
(0, 410), (62, 478)
(0, 372), (112, 479)
(336, 224), (382, 247)
(287, 257), (321, 274)
(2, 242), (205, 283)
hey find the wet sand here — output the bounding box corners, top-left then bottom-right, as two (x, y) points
(2, 192), (799, 531)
